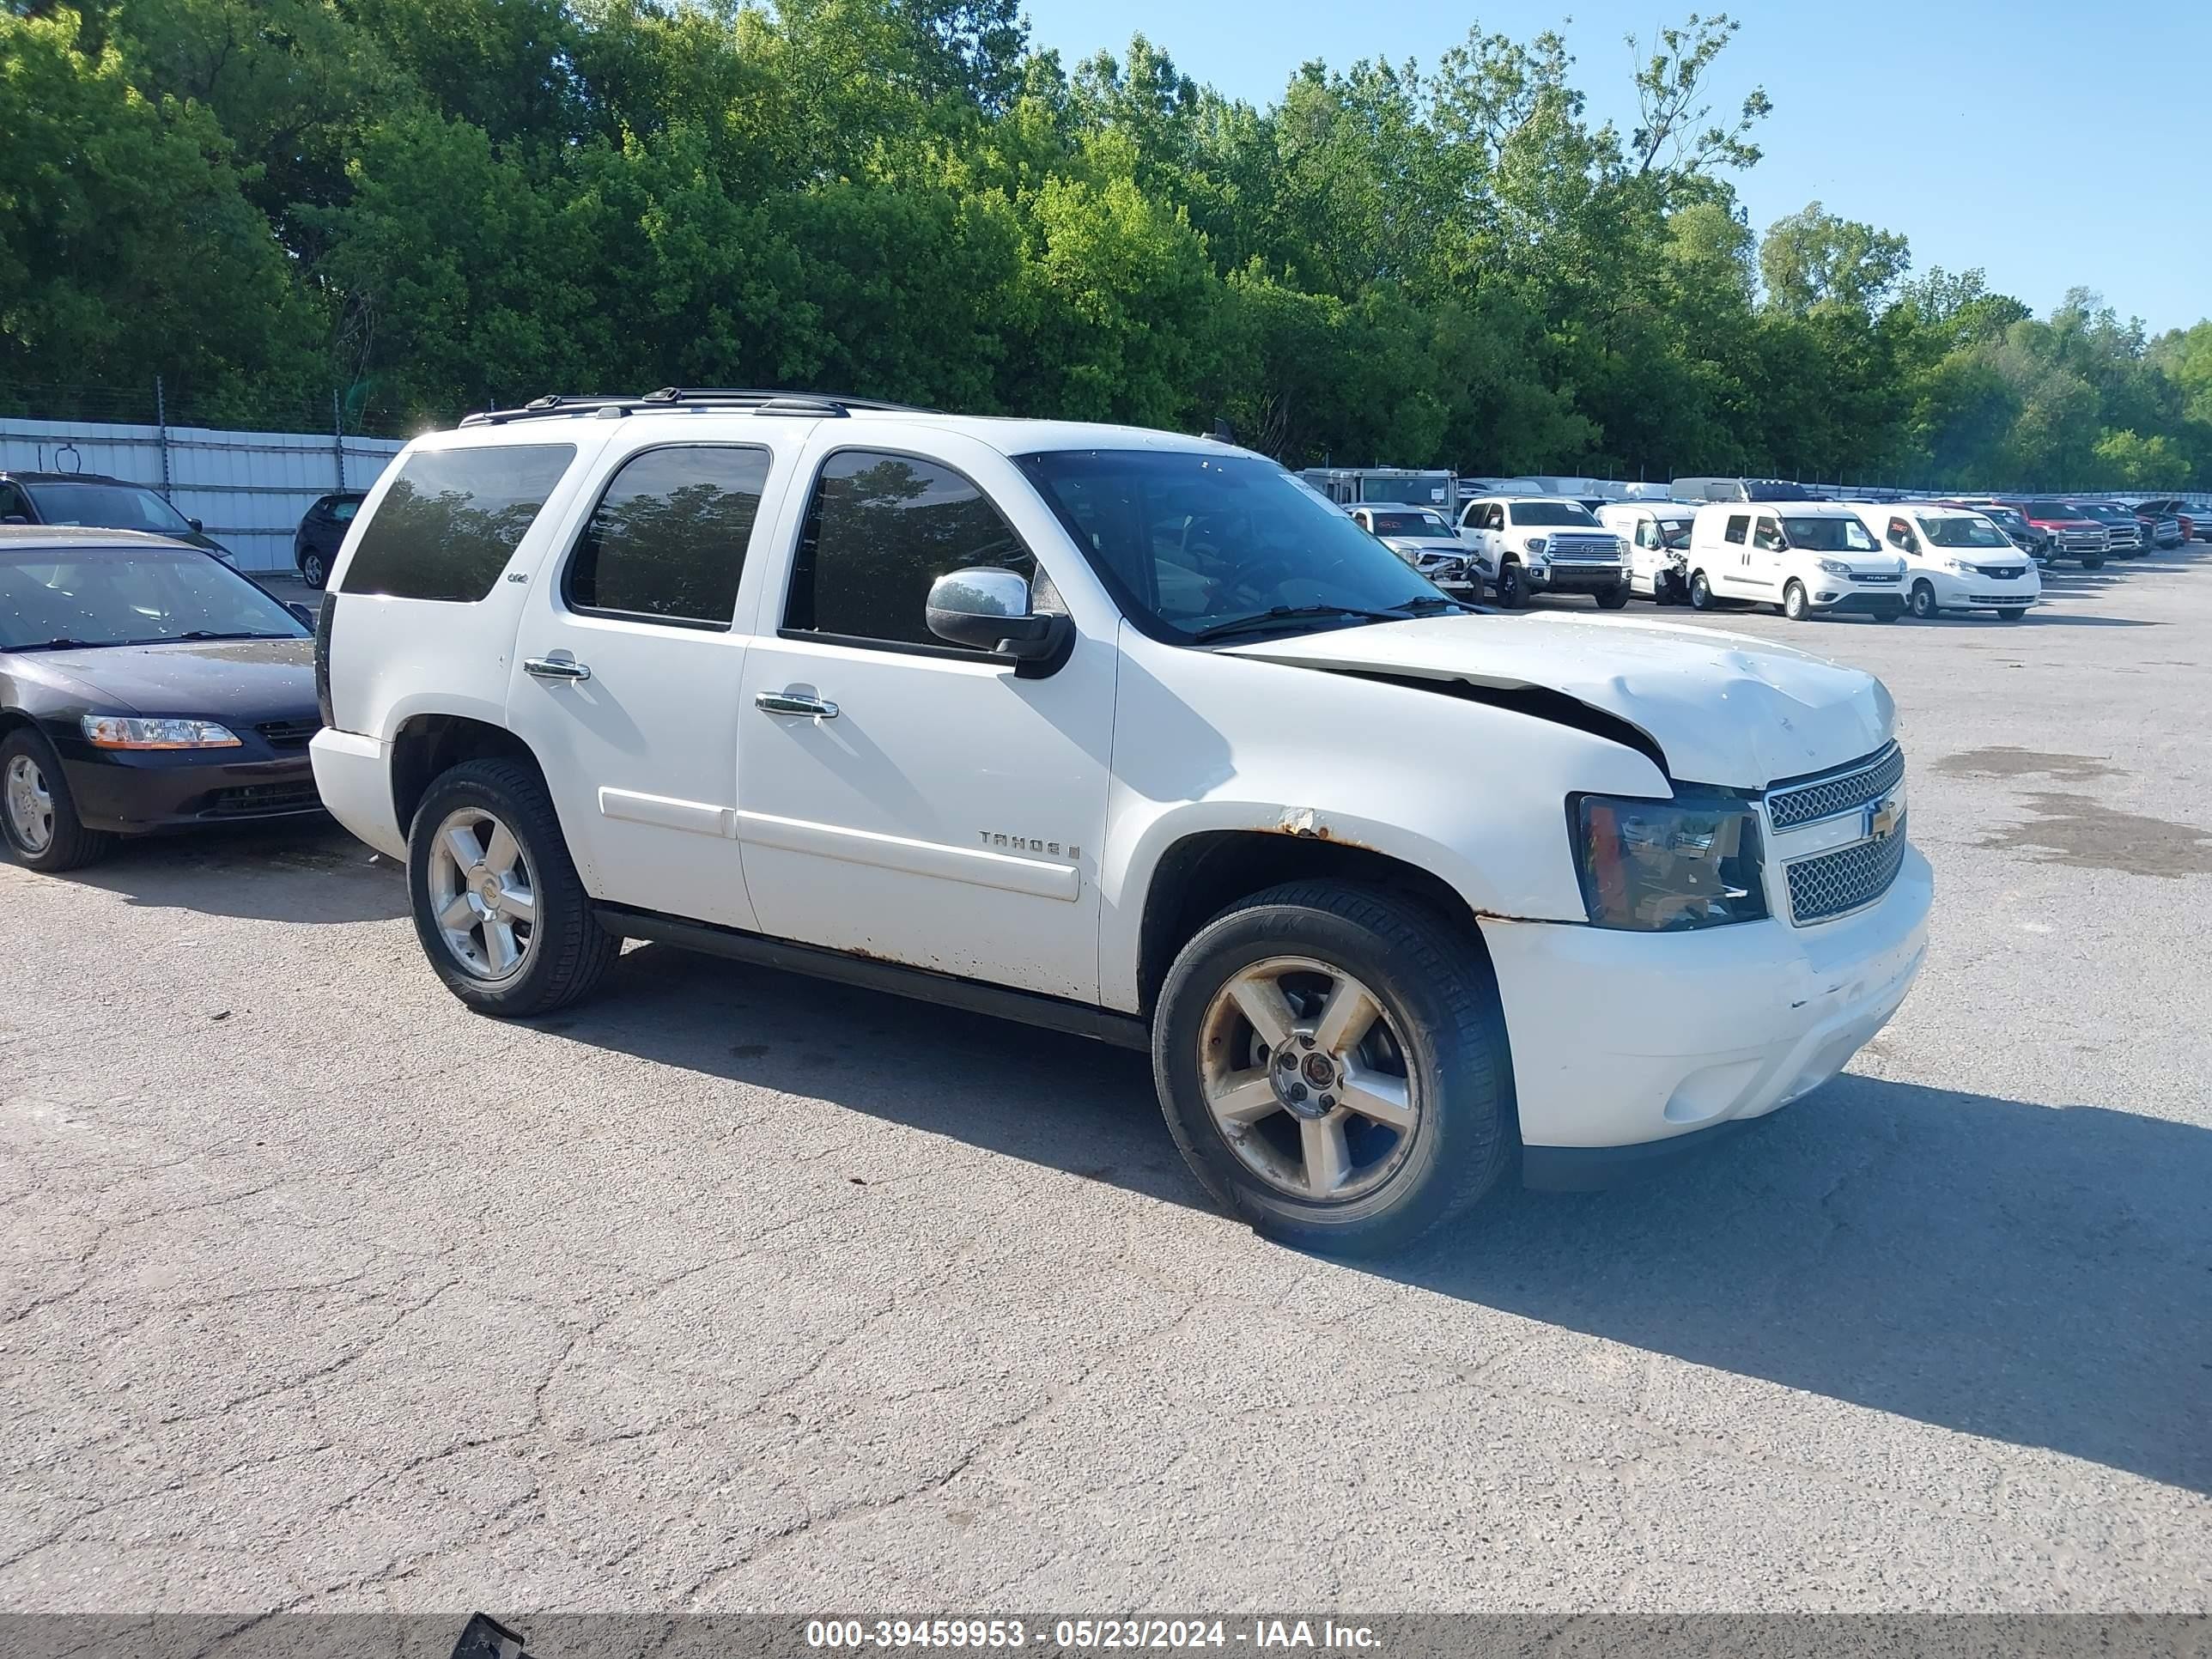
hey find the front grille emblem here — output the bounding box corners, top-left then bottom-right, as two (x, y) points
(1867, 796), (1902, 841)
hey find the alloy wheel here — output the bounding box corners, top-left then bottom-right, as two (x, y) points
(1197, 956), (1421, 1202)
(3, 754), (54, 854)
(425, 806), (538, 981)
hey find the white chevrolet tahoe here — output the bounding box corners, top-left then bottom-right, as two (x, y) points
(310, 391), (1930, 1254)
(1455, 496), (1631, 610)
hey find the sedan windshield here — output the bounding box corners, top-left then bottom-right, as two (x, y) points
(1921, 515), (2011, 549)
(1016, 450), (1441, 641)
(1782, 516), (1880, 553)
(23, 482), (194, 537)
(0, 548), (307, 650)
(1509, 501), (1601, 527)
(1368, 511), (1451, 537)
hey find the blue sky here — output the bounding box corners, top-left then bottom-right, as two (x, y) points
(1017, 0), (2210, 335)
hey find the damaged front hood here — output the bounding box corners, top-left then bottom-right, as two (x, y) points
(1223, 612), (1893, 788)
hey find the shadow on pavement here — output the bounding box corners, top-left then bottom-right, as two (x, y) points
(553, 942), (2210, 1498)
(65, 821), (406, 924)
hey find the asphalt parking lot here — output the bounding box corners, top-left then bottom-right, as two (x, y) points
(3, 549), (2209, 1614)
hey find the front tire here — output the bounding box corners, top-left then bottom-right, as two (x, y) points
(1909, 580), (1938, 619)
(0, 731), (112, 872)
(1595, 582), (1631, 610)
(2081, 553), (2105, 569)
(1688, 569), (1715, 610)
(406, 757), (619, 1017)
(1997, 605), (2027, 621)
(1152, 880), (1514, 1256)
(1782, 579), (1809, 622)
(1494, 561), (1527, 609)
(300, 549), (329, 589)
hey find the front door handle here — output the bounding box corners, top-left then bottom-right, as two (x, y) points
(524, 656), (592, 682)
(755, 690), (839, 720)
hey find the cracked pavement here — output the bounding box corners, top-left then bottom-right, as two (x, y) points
(3, 553), (2209, 1613)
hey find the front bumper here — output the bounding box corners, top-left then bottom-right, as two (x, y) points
(1921, 569), (2041, 611)
(1528, 562), (1627, 592)
(59, 744), (324, 834)
(1480, 845), (1932, 1169)
(1807, 582), (1905, 615)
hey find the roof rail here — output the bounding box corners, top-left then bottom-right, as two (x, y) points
(460, 387), (927, 426)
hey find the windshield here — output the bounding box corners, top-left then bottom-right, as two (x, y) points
(2023, 501), (2080, 520)
(1782, 516), (1880, 553)
(1978, 506), (2026, 531)
(1367, 511), (1451, 537)
(1656, 518), (1692, 547)
(1921, 515), (2011, 549)
(0, 548), (306, 650)
(23, 482), (194, 536)
(1017, 449), (1441, 641)
(1510, 501), (1601, 527)
(2071, 503), (2124, 521)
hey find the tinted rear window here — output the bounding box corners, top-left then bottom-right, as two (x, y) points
(341, 444), (574, 602)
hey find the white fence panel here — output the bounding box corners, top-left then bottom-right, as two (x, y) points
(0, 416), (405, 574)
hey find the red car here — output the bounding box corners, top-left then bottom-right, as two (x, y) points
(1990, 499), (2108, 568)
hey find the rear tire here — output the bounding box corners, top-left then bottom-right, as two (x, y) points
(1909, 580), (1938, 619)
(1152, 881), (1514, 1257)
(406, 757), (619, 1017)
(1782, 579), (1809, 622)
(300, 549), (329, 589)
(2081, 553), (2105, 569)
(0, 730), (112, 873)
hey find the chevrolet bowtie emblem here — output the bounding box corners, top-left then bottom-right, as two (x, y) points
(1867, 796), (1902, 841)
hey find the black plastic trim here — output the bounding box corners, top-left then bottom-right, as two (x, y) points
(593, 904), (1151, 1050)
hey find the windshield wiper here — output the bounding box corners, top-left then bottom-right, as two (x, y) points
(1389, 594), (1485, 616)
(1191, 604), (1403, 643)
(10, 637), (104, 653)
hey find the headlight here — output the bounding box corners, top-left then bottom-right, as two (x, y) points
(1571, 793), (1768, 931)
(80, 715), (241, 750)
(1817, 558), (1853, 576)
(1525, 537), (1547, 556)
(1945, 557), (1974, 574)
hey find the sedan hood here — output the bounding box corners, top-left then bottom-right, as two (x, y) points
(15, 637), (315, 723)
(1223, 613), (1893, 789)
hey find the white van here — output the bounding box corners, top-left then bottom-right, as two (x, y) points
(1596, 503), (1696, 604)
(1686, 502), (1907, 622)
(1844, 503), (2041, 621)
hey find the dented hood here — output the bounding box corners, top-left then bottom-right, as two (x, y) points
(1222, 612), (1894, 789)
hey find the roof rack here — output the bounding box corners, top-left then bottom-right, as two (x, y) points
(459, 388), (927, 426)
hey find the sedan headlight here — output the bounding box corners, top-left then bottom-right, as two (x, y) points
(81, 715), (241, 750)
(1816, 558), (1854, 576)
(1571, 793), (1768, 931)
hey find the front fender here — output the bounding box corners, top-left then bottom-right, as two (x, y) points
(1096, 634), (1669, 1010)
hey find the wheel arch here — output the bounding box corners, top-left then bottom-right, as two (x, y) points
(1134, 829), (1499, 1019)
(388, 712), (544, 840)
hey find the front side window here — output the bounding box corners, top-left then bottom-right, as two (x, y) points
(786, 450), (1033, 649)
(0, 547), (307, 650)
(329, 499), (359, 524)
(566, 446), (769, 628)
(1016, 448), (1439, 642)
(0, 483), (29, 520)
(1887, 518), (1913, 549)
(1782, 516), (1880, 553)
(22, 482), (192, 537)
(1754, 518), (1786, 551)
(341, 443), (575, 603)
(1724, 514), (1749, 545)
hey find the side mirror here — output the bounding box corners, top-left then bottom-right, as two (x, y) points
(188, 518), (204, 533)
(287, 602), (316, 627)
(926, 568), (1070, 663)
(1, 514), (24, 525)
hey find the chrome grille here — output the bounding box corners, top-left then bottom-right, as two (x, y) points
(1767, 744), (1905, 830)
(2055, 529), (2103, 551)
(1786, 814), (1909, 923)
(1546, 533), (1620, 562)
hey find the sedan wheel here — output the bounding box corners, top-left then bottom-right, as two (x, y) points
(4, 753), (53, 856)
(425, 805), (539, 982)
(301, 550), (329, 589)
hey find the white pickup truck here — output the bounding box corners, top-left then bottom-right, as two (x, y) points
(310, 392), (1930, 1254)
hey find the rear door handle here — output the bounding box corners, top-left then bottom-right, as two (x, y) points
(755, 690), (839, 720)
(524, 657), (591, 682)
